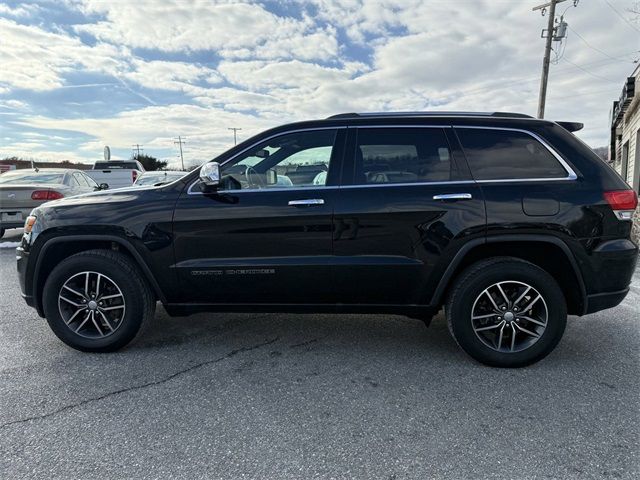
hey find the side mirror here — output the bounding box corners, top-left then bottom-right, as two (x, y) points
(200, 162), (221, 187)
(98, 183), (109, 190)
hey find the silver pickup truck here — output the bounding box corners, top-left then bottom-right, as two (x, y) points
(86, 160), (145, 189)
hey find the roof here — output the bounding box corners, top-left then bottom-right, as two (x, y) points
(327, 111), (534, 119)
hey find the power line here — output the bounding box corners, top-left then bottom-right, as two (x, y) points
(602, 0), (640, 33)
(547, 86), (620, 100)
(568, 26), (637, 63)
(174, 136), (186, 171)
(560, 57), (619, 83)
(450, 55), (637, 101)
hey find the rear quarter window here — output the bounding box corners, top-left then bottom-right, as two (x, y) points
(456, 128), (569, 180)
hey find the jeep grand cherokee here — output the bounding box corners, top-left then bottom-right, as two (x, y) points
(16, 112), (638, 367)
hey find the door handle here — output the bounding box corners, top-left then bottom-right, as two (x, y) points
(288, 199), (325, 206)
(432, 193), (473, 201)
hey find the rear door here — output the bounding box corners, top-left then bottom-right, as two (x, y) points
(332, 125), (486, 306)
(172, 128), (346, 304)
(452, 126), (578, 235)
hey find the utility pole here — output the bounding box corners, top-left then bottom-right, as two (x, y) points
(228, 127), (242, 145)
(174, 136), (186, 171)
(533, 0), (578, 118)
(132, 144), (143, 157)
(533, 0), (564, 118)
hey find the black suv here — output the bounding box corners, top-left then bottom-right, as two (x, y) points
(17, 112), (638, 367)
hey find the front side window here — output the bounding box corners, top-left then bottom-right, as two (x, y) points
(354, 128), (454, 184)
(217, 129), (337, 190)
(456, 128), (569, 180)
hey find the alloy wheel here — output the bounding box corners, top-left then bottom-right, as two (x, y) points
(58, 271), (126, 339)
(471, 280), (548, 353)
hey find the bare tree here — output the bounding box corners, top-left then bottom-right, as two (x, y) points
(629, 1), (640, 21)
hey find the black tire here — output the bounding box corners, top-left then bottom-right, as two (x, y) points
(0, 228), (4, 239)
(446, 257), (567, 368)
(43, 249), (155, 352)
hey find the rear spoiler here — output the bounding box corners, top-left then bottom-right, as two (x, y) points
(556, 121), (584, 132)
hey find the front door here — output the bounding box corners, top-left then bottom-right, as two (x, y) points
(172, 128), (345, 304)
(332, 125), (486, 306)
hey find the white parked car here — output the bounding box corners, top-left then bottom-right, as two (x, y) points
(86, 160), (145, 189)
(133, 170), (187, 187)
(0, 168), (105, 238)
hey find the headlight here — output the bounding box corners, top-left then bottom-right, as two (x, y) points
(24, 215), (37, 234)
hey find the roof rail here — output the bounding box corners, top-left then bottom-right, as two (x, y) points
(327, 111), (533, 119)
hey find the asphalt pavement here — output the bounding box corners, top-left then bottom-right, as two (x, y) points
(0, 228), (638, 479)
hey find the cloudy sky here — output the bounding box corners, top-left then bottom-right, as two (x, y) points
(0, 0), (639, 169)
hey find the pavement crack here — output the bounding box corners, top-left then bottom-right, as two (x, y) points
(0, 336), (279, 430)
(290, 338), (320, 348)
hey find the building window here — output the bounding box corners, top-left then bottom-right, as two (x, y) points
(621, 141), (629, 182)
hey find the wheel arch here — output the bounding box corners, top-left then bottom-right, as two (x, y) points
(431, 235), (587, 316)
(33, 235), (166, 316)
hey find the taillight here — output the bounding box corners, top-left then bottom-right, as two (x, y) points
(132, 170), (138, 183)
(604, 190), (638, 220)
(31, 190), (64, 200)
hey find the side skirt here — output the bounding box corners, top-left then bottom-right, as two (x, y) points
(163, 302), (438, 319)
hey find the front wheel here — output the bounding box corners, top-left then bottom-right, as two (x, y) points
(446, 257), (567, 368)
(43, 249), (155, 352)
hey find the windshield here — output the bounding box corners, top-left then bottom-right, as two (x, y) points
(0, 172), (65, 185)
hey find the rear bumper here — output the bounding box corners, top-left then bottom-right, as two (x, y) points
(1, 208), (31, 230)
(584, 288), (630, 314)
(581, 238), (637, 314)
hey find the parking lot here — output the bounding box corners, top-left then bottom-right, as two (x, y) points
(0, 228), (638, 479)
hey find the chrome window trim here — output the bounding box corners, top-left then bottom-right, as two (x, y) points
(452, 125), (578, 182)
(186, 123), (578, 195)
(187, 179), (477, 195)
(188, 126), (346, 195)
(338, 180), (476, 189)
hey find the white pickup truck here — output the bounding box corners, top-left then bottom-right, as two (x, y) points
(86, 160), (145, 189)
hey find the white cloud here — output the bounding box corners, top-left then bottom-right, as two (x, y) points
(0, 99), (29, 110)
(1, 0), (637, 164)
(0, 18), (129, 91)
(0, 3), (40, 18)
(74, 1), (338, 61)
(124, 59), (222, 94)
(15, 103), (274, 166)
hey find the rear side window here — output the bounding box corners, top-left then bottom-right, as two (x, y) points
(354, 128), (454, 184)
(456, 128), (569, 180)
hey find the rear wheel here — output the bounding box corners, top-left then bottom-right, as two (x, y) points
(43, 249), (155, 352)
(446, 257), (567, 368)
